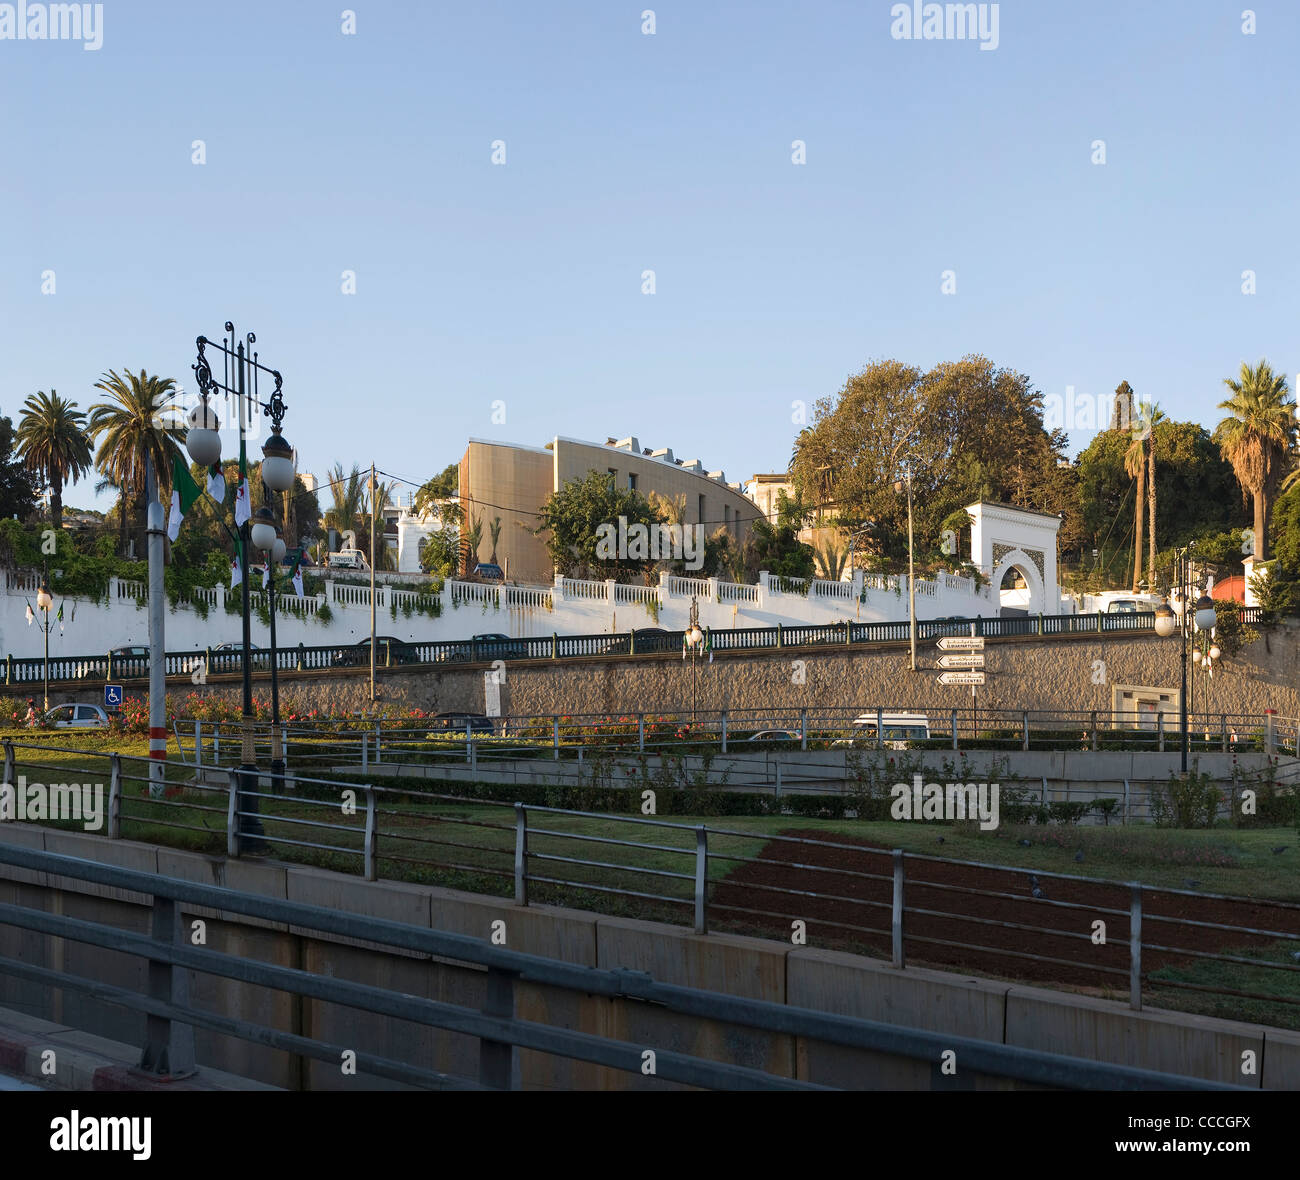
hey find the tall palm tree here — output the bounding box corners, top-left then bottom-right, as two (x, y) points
(488, 516), (502, 564)
(87, 370), (184, 557)
(1140, 403), (1165, 589)
(1124, 409), (1147, 593)
(1215, 360), (1294, 561)
(15, 389), (92, 531)
(814, 540), (849, 581)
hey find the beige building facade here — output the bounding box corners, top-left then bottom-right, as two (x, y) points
(460, 435), (758, 584)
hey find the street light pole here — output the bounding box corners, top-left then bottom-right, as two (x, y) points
(191, 323), (295, 847)
(36, 567), (53, 713)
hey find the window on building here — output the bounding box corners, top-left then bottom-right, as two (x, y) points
(723, 504), (730, 530)
(607, 468), (617, 486)
(698, 494), (705, 524)
(628, 472), (637, 492)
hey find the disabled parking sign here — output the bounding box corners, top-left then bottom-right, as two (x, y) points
(104, 684), (123, 712)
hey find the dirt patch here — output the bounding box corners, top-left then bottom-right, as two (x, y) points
(709, 830), (1300, 995)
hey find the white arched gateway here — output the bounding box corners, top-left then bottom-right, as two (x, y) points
(966, 501), (1062, 616)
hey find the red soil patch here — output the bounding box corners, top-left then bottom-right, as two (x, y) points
(709, 830), (1300, 996)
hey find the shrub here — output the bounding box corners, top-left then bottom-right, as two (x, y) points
(1149, 770), (1223, 829)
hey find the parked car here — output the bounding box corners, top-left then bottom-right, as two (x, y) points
(472, 633), (531, 659)
(331, 636), (422, 667)
(75, 645), (149, 680)
(428, 711), (495, 735)
(207, 642), (270, 672)
(471, 563), (504, 582)
(43, 703), (110, 730)
(630, 627), (678, 654)
(327, 549), (368, 570)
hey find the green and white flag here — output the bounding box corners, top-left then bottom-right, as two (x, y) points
(289, 551), (305, 597)
(207, 462), (226, 503)
(233, 451), (251, 527)
(167, 455), (203, 542)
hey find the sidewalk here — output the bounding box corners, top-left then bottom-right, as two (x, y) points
(0, 1006), (279, 1091)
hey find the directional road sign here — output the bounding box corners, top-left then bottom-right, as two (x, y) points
(937, 636), (984, 651)
(938, 671), (985, 686)
(937, 654), (985, 669)
(104, 684), (123, 711)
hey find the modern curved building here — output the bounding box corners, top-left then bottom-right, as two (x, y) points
(458, 435), (758, 584)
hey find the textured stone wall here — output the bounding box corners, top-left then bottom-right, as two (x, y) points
(78, 623), (1300, 722)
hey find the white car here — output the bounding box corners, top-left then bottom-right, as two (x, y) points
(833, 713), (931, 750)
(43, 703), (110, 730)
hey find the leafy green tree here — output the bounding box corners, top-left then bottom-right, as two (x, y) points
(1215, 360), (1294, 560)
(323, 462), (366, 545)
(0, 414), (39, 525)
(15, 390), (92, 531)
(87, 369), (184, 557)
(534, 470), (666, 581)
(743, 490), (815, 580)
(790, 356), (1077, 569)
(413, 462), (458, 516)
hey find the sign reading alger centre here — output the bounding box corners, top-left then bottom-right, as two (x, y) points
(937, 636), (985, 686)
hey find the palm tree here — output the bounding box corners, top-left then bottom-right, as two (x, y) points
(462, 513), (484, 575)
(814, 540), (849, 581)
(323, 462), (365, 544)
(87, 370), (184, 556)
(1124, 409), (1147, 593)
(1139, 403), (1165, 589)
(488, 516), (502, 565)
(1215, 360), (1294, 561)
(15, 390), (92, 531)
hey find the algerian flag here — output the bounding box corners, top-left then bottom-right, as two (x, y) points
(706, 630), (713, 664)
(167, 455), (203, 542)
(290, 552), (305, 597)
(261, 563), (270, 590)
(233, 450), (250, 527)
(207, 463), (226, 503)
(25, 604), (33, 625)
(57, 603), (64, 633)
(231, 558), (242, 589)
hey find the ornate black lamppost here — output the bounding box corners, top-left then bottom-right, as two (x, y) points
(188, 324), (295, 846)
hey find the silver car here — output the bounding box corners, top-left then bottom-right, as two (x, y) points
(43, 703), (110, 729)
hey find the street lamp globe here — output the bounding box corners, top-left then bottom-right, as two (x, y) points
(1209, 644), (1221, 661)
(685, 625), (703, 649)
(185, 399), (222, 466)
(1192, 649), (1202, 664)
(1194, 595), (1217, 632)
(272, 534), (287, 564)
(261, 428), (295, 493)
(250, 506), (278, 553)
(1153, 602), (1177, 638)
(36, 581), (52, 612)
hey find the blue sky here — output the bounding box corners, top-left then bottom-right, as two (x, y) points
(1, 0), (1296, 511)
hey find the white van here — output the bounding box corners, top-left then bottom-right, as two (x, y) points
(834, 713), (931, 749)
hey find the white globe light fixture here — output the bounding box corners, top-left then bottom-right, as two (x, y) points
(1192, 649), (1202, 664)
(185, 398), (222, 467)
(1153, 601), (1177, 638)
(1209, 644), (1221, 661)
(1194, 594), (1217, 633)
(685, 624), (703, 649)
(272, 533), (287, 564)
(261, 427), (295, 493)
(36, 580), (52, 613)
(250, 506), (278, 553)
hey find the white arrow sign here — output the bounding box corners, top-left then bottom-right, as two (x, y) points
(938, 671), (985, 686)
(937, 636), (984, 651)
(937, 654), (985, 669)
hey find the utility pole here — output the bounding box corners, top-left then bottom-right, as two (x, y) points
(906, 471), (917, 672)
(145, 451), (166, 799)
(370, 462), (377, 703)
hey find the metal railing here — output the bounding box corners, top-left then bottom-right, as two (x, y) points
(1, 739), (1296, 1028)
(4, 608), (1264, 687)
(0, 843), (1246, 1090)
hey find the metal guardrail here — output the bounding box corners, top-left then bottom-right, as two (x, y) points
(0, 842), (1256, 1090)
(1, 740), (1296, 1025)
(5, 608), (1262, 687)
(170, 706), (1300, 778)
